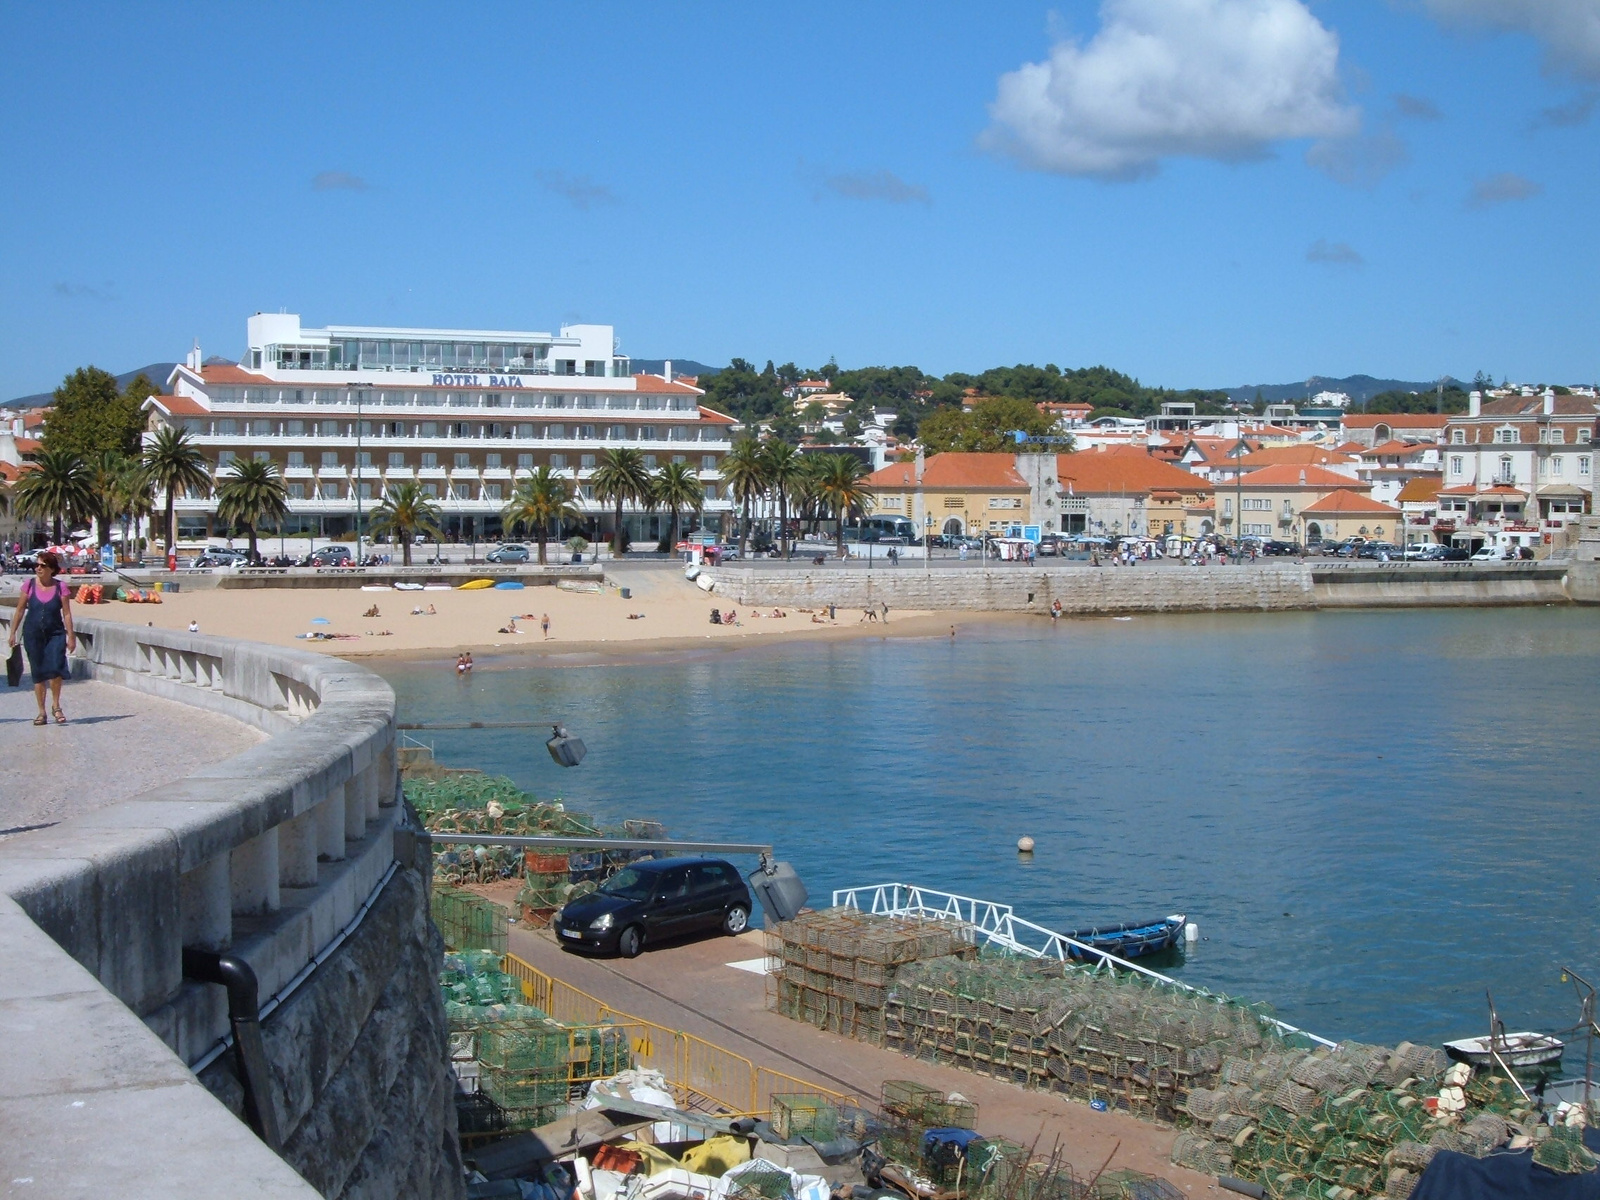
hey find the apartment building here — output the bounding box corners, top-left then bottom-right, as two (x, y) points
(143, 314), (736, 546)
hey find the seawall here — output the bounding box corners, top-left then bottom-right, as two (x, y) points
(0, 617), (462, 1198)
(705, 562), (1584, 614)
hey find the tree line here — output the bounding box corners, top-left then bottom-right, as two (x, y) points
(694, 358), (1233, 438)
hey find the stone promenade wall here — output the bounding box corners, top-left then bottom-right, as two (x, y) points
(0, 617), (461, 1198)
(706, 562), (1577, 614)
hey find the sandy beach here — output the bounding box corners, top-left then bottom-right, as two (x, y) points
(61, 572), (986, 662)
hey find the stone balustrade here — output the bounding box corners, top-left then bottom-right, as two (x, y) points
(0, 615), (453, 1197)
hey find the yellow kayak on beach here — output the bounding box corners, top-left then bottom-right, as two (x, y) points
(457, 579), (496, 590)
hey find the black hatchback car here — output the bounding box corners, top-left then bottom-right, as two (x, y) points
(553, 857), (754, 957)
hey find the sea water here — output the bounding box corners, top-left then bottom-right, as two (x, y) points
(378, 607), (1600, 1050)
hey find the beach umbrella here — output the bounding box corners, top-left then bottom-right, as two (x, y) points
(310, 617), (330, 625)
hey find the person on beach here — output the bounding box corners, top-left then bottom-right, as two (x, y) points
(188, 620), (199, 633)
(540, 613), (550, 639)
(455, 653), (468, 674)
(8, 550), (76, 725)
(1051, 599), (1062, 622)
(880, 601), (889, 623)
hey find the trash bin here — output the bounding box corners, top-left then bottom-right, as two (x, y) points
(620, 587), (631, 599)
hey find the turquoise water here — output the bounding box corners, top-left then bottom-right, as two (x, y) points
(379, 608), (1600, 1050)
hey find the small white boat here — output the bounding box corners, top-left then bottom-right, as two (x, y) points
(394, 582), (424, 591)
(360, 585), (389, 592)
(1443, 1032), (1564, 1070)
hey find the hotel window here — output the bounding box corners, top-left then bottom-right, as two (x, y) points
(881, 496), (902, 509)
(640, 426), (657, 441)
(319, 482), (342, 500)
(357, 482), (374, 500)
(580, 454), (596, 469)
(288, 483), (306, 499)
(580, 485), (595, 500)
(421, 452), (438, 468)
(253, 450), (270, 463)
(357, 451), (371, 468)
(216, 419), (237, 435)
(1580, 457), (1591, 476)
(672, 455), (686, 464)
(285, 419), (304, 436)
(448, 393), (475, 408)
(485, 453), (502, 468)
(547, 424), (565, 439)
(576, 395), (596, 409)
(388, 452), (405, 468)
(419, 422), (438, 437)
(704, 484), (718, 501)
(550, 454), (567, 469)
(1451, 429), (1465, 444)
(421, 482), (438, 497)
(1450, 455), (1463, 475)
(454, 453), (471, 469)
(288, 451), (305, 467)
(484, 394), (502, 408)
(701, 455), (716, 471)
(577, 424), (596, 439)
(451, 483), (472, 500)
(643, 455), (656, 469)
(516, 424), (535, 438)
(217, 450), (236, 466)
(608, 425), (626, 440)
(319, 421), (341, 437)
(548, 394), (567, 409)
(484, 483), (502, 500)
(448, 422), (470, 438)
(1579, 429), (1592, 443)
(1551, 456), (1564, 476)
(668, 426), (687, 441)
(1496, 428), (1517, 443)
(517, 453), (533, 469)
(250, 420), (272, 435)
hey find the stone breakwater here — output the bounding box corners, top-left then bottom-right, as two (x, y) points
(706, 562), (1593, 614)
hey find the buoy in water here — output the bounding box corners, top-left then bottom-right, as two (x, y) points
(1185, 922), (1199, 942)
(1017, 836), (1035, 854)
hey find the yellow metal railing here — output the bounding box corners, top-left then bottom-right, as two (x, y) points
(500, 952), (856, 1117)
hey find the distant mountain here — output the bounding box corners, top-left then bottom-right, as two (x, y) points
(7, 362), (178, 410)
(1222, 374), (1457, 407)
(630, 358), (721, 379)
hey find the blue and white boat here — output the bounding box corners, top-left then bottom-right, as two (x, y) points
(1062, 914), (1187, 962)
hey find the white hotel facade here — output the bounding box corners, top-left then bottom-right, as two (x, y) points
(145, 313), (736, 547)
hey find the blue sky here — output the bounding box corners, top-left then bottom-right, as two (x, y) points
(2, 1), (1596, 399)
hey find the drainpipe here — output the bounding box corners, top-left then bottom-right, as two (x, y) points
(183, 948), (283, 1150)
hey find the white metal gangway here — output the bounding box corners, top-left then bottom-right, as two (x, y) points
(833, 882), (1336, 1049)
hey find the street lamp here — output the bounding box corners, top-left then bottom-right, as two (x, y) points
(924, 513), (933, 576)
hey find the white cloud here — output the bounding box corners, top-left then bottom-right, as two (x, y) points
(821, 169), (930, 205)
(1420, 0), (1600, 80)
(982, 0), (1357, 180)
(1467, 172), (1543, 207)
(1305, 126), (1409, 187)
(1306, 239), (1363, 266)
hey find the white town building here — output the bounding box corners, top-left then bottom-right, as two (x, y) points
(1436, 390), (1597, 553)
(143, 314), (736, 549)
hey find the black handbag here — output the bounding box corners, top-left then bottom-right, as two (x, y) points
(6, 644), (21, 688)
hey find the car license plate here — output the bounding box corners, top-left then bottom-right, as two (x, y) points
(559, 929), (582, 940)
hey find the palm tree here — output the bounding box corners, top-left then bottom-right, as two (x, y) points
(719, 437), (768, 554)
(761, 438), (804, 558)
(13, 447), (93, 544)
(816, 453), (872, 554)
(142, 426), (212, 560)
(215, 458), (290, 562)
(85, 451), (131, 550)
(651, 460), (704, 553)
(791, 454), (827, 538)
(369, 480), (444, 566)
(590, 446), (653, 555)
(113, 460), (154, 564)
(502, 467), (580, 564)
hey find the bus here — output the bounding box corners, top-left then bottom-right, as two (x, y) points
(842, 515), (920, 543)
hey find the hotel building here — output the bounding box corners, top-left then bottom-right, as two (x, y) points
(144, 313), (736, 547)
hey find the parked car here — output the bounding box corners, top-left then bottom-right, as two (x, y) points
(1260, 540), (1299, 556)
(552, 857), (754, 958)
(485, 543), (530, 564)
(1357, 542), (1401, 560)
(1406, 544), (1446, 561)
(192, 548), (248, 569)
(1470, 547), (1507, 562)
(1439, 546), (1471, 561)
(309, 545), (354, 567)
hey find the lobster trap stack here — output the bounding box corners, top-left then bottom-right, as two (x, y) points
(764, 907), (977, 1045)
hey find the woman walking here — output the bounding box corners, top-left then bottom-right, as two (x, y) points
(7, 551), (76, 725)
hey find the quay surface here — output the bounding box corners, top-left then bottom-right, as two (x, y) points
(0, 680), (265, 840)
(507, 923), (1217, 1194)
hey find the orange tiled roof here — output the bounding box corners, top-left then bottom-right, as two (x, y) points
(1237, 463), (1365, 488)
(1395, 477), (1442, 504)
(696, 406), (737, 424)
(1299, 490), (1399, 515)
(865, 453), (1027, 490)
(1363, 439), (1430, 457)
(1056, 450), (1213, 496)
(1237, 445), (1356, 468)
(633, 373), (703, 395)
(199, 364), (273, 384)
(145, 394), (209, 416)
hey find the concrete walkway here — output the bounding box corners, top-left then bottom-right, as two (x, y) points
(506, 922), (1218, 1197)
(0, 678), (265, 841)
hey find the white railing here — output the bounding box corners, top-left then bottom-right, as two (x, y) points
(834, 882), (1336, 1049)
